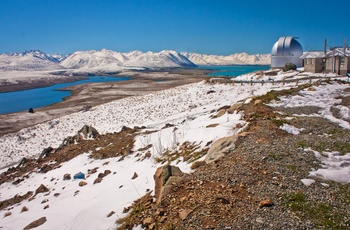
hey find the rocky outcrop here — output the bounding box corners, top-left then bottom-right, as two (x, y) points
(57, 125), (99, 150)
(78, 125), (99, 139)
(204, 135), (238, 163)
(154, 165), (184, 205)
(36, 147), (54, 163)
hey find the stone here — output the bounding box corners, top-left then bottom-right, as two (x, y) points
(63, 173), (71, 180)
(149, 223), (155, 229)
(214, 109), (226, 118)
(104, 170), (111, 176)
(254, 99), (262, 106)
(204, 135), (238, 163)
(88, 168), (98, 174)
(43, 205), (49, 210)
(35, 184), (49, 196)
(154, 165), (184, 205)
(79, 181), (87, 187)
(145, 151), (151, 158)
(23, 216), (47, 230)
(36, 147), (54, 163)
(142, 217), (154, 226)
(107, 211), (115, 218)
(256, 217), (264, 223)
(227, 104), (242, 114)
(179, 209), (193, 220)
(206, 123), (219, 128)
(131, 172), (138, 180)
(77, 125), (99, 140)
(73, 172), (85, 180)
(17, 157), (27, 168)
(259, 199), (274, 208)
(94, 178), (103, 184)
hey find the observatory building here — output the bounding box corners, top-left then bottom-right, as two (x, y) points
(271, 36), (303, 68)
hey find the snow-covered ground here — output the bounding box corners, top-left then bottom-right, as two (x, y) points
(0, 71), (349, 229)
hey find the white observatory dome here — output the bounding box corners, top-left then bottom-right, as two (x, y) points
(271, 36), (303, 68)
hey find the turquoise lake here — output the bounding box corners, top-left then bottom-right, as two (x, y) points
(199, 65), (270, 77)
(0, 65), (270, 115)
(0, 76), (130, 114)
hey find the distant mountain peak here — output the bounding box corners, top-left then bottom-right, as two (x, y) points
(181, 52), (271, 65)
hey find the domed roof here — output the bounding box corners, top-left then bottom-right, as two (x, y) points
(271, 36), (303, 57)
(271, 36), (303, 68)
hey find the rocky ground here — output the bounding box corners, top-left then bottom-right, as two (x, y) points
(117, 83), (350, 229)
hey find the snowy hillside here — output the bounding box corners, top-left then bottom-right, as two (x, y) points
(0, 70), (349, 229)
(181, 52), (271, 65)
(0, 79), (285, 230)
(0, 50), (63, 70)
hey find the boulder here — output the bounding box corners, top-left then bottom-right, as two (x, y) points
(78, 125), (99, 139)
(213, 109), (226, 118)
(63, 173), (71, 180)
(259, 199), (274, 208)
(73, 172), (85, 180)
(36, 147), (54, 163)
(23, 216), (47, 229)
(154, 165), (184, 205)
(104, 170), (111, 176)
(204, 135), (238, 164)
(79, 181), (87, 187)
(179, 209), (193, 220)
(94, 178), (103, 184)
(227, 103), (242, 114)
(35, 184), (49, 196)
(131, 172), (138, 180)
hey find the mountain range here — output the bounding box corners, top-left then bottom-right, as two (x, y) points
(0, 49), (271, 72)
(181, 52), (270, 65)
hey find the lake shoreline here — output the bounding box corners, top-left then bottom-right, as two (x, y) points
(0, 69), (208, 136)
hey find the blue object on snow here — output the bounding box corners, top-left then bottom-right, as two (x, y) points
(73, 172), (85, 180)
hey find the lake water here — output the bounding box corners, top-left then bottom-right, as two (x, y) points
(199, 65), (270, 77)
(0, 76), (130, 114)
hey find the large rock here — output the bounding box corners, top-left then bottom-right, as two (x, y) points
(78, 125), (99, 139)
(73, 172), (85, 180)
(204, 135), (238, 164)
(154, 165), (184, 205)
(36, 147), (54, 163)
(35, 184), (49, 196)
(23, 216), (47, 229)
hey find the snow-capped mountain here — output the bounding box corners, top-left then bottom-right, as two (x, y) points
(0, 50), (63, 70)
(60, 49), (125, 70)
(181, 52), (271, 65)
(61, 49), (196, 70)
(123, 50), (196, 68)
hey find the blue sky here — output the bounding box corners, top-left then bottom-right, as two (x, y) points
(0, 0), (349, 55)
